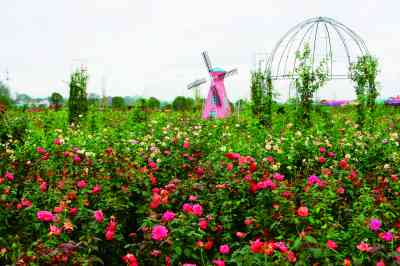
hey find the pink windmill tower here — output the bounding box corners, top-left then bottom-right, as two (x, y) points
(187, 51), (238, 119)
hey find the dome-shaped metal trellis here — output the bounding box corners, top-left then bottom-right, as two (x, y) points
(266, 16), (369, 81)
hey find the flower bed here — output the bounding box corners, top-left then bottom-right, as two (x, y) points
(0, 108), (400, 265)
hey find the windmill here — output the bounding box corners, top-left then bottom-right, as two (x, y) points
(187, 51), (237, 119)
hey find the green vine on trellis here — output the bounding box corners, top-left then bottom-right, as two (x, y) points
(68, 68), (89, 125)
(292, 44), (328, 125)
(350, 55), (379, 126)
(250, 70), (274, 127)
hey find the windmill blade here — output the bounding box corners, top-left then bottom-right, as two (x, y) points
(224, 68), (238, 78)
(187, 78), (207, 90)
(202, 51), (213, 72)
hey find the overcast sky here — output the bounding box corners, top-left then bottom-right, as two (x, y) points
(1, 0), (399, 101)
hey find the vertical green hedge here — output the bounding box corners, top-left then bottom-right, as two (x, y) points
(68, 68), (89, 125)
(350, 55), (379, 126)
(293, 44), (328, 125)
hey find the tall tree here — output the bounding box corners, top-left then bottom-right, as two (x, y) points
(50, 92), (63, 110)
(0, 81), (13, 107)
(172, 96), (194, 111)
(147, 97), (160, 110)
(112, 96), (125, 109)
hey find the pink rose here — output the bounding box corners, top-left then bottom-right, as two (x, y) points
(94, 210), (104, 223)
(73, 155), (81, 163)
(49, 225), (62, 236)
(37, 211), (54, 222)
(219, 244), (230, 254)
(105, 218), (117, 240)
(151, 225), (168, 241)
(273, 173), (285, 181)
(307, 175), (320, 186)
(326, 240), (338, 250)
(235, 231), (246, 238)
(21, 198), (32, 208)
(379, 231), (393, 242)
(36, 147), (46, 154)
(188, 195), (198, 201)
(39, 182), (48, 192)
(250, 239), (264, 253)
(183, 141), (190, 149)
(105, 230), (115, 240)
(212, 259), (225, 266)
(5, 172), (14, 181)
(77, 180), (87, 189)
(69, 207), (78, 216)
(92, 184), (102, 194)
(162, 211), (176, 222)
(54, 206), (64, 213)
(53, 138), (63, 145)
(148, 161), (157, 169)
(297, 206), (309, 217)
(357, 242), (371, 252)
(225, 152), (240, 160)
(369, 218), (382, 231)
(192, 204), (203, 217)
(182, 203), (193, 213)
(122, 253), (138, 266)
(198, 219), (208, 230)
(275, 241), (288, 253)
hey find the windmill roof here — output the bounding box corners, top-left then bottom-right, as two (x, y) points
(210, 67), (226, 73)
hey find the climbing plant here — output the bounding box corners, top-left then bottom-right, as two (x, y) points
(292, 44), (328, 125)
(350, 55), (379, 126)
(250, 71), (264, 117)
(68, 68), (89, 125)
(250, 70), (274, 126)
(262, 71), (274, 127)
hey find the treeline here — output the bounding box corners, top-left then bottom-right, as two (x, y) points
(0, 80), (208, 112)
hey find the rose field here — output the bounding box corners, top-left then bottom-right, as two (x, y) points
(0, 105), (400, 266)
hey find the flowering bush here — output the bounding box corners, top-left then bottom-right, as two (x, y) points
(0, 106), (399, 265)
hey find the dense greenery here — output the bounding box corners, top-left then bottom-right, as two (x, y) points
(351, 55), (380, 125)
(112, 96), (126, 109)
(0, 81), (13, 107)
(0, 104), (399, 265)
(292, 44), (328, 125)
(172, 96), (195, 112)
(68, 68), (89, 125)
(250, 71), (264, 117)
(147, 97), (161, 110)
(50, 92), (64, 110)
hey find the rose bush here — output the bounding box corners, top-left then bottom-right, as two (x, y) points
(0, 105), (399, 265)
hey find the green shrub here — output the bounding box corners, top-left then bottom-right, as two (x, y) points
(68, 68), (89, 125)
(112, 96), (126, 109)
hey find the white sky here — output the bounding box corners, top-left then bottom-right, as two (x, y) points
(1, 0), (399, 101)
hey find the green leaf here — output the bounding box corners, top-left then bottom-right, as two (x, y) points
(292, 238), (302, 250)
(309, 248), (323, 258)
(171, 245), (181, 256)
(305, 235), (318, 244)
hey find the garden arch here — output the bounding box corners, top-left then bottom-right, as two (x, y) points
(265, 16), (369, 99)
